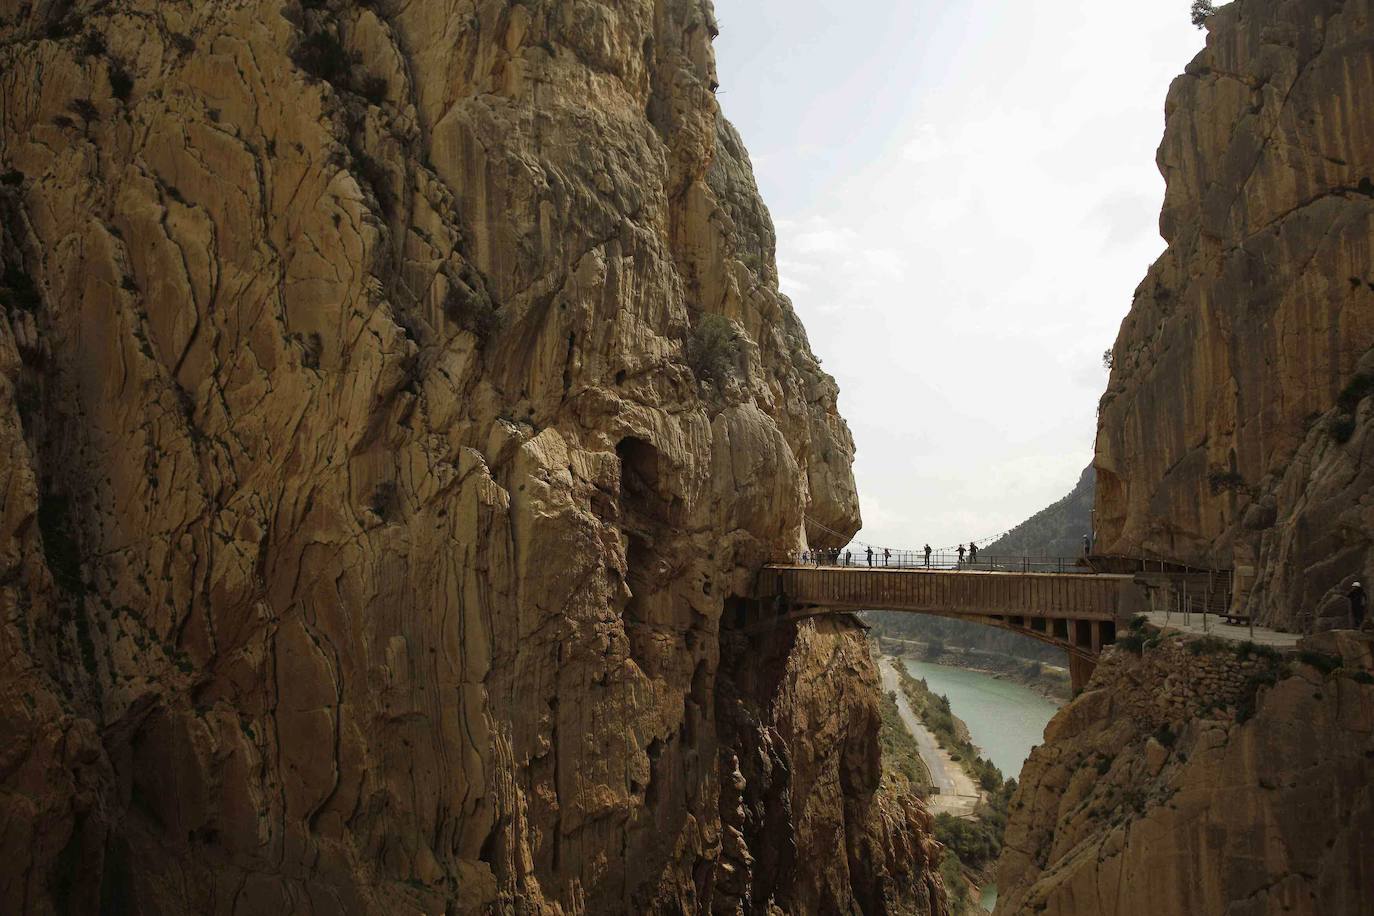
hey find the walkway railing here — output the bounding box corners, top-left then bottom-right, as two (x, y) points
(776, 550), (1094, 575)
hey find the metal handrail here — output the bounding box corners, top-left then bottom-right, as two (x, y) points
(772, 550), (1095, 574)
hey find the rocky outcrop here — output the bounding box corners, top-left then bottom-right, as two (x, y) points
(0, 1), (935, 913)
(1094, 0), (1374, 630)
(717, 618), (948, 914)
(996, 630), (1374, 916)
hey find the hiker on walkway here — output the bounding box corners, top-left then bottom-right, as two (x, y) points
(1082, 533), (1091, 555)
(883, 548), (891, 567)
(924, 544), (932, 567)
(969, 542), (978, 564)
(957, 544), (966, 567)
(1351, 581), (1367, 629)
(844, 549), (852, 566)
(866, 546), (874, 567)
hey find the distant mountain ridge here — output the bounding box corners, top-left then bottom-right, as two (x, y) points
(983, 465), (1095, 558)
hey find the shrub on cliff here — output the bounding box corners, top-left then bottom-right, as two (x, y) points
(444, 274), (502, 344)
(1190, 0), (1216, 28)
(292, 30), (355, 85)
(687, 314), (742, 384)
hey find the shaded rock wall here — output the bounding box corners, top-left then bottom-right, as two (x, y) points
(996, 631), (1374, 916)
(0, 0), (932, 913)
(1094, 0), (1374, 629)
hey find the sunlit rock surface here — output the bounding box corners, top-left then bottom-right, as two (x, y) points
(0, 1), (938, 912)
(996, 631), (1374, 916)
(1095, 0), (1374, 630)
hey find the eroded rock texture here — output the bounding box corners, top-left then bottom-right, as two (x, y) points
(0, 0), (936, 912)
(996, 632), (1374, 916)
(1095, 0), (1374, 630)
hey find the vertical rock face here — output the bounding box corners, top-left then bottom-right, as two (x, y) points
(0, 1), (935, 913)
(995, 632), (1374, 916)
(1095, 0), (1374, 629)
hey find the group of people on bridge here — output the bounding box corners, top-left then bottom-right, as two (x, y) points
(798, 542), (988, 569)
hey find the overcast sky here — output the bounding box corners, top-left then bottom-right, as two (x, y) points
(712, 0), (1207, 552)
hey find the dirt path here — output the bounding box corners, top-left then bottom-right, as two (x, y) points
(879, 658), (980, 817)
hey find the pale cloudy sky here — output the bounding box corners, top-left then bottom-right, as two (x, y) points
(712, 0), (1208, 551)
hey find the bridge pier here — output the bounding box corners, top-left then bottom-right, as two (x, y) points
(1069, 654), (1096, 692)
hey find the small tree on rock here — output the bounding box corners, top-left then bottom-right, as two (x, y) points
(1191, 0), (1216, 28)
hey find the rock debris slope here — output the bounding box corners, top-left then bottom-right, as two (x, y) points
(1095, 0), (1374, 630)
(0, 0), (942, 912)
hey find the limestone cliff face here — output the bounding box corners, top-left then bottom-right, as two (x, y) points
(1095, 0), (1374, 629)
(995, 631), (1374, 916)
(0, 1), (933, 913)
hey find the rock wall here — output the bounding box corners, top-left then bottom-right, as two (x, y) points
(1094, 0), (1374, 630)
(996, 630), (1374, 916)
(0, 1), (937, 912)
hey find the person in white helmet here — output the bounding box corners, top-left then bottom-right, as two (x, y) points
(1349, 581), (1367, 629)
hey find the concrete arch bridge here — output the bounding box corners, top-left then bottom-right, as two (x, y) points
(746, 563), (1150, 690)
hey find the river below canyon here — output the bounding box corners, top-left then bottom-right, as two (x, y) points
(896, 657), (1064, 913)
(899, 657), (1062, 776)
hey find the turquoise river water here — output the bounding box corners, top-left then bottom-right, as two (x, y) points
(898, 658), (1064, 913)
(899, 658), (1061, 776)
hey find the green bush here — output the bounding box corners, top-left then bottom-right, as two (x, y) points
(292, 30), (356, 85)
(939, 851), (970, 912)
(1186, 636), (1226, 656)
(1114, 633), (1145, 655)
(1207, 468), (1247, 495)
(444, 275), (502, 344)
(359, 74), (388, 104)
(1331, 415), (1357, 444)
(687, 314), (742, 384)
(1297, 651), (1341, 675)
(1235, 641), (1280, 662)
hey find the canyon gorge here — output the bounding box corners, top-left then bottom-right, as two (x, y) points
(1, 0), (1372, 915)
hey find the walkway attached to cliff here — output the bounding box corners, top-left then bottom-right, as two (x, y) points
(1142, 611), (1302, 648)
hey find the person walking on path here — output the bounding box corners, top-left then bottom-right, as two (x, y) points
(866, 546), (874, 567)
(924, 544), (932, 567)
(969, 542), (978, 565)
(883, 548), (891, 567)
(1082, 534), (1091, 556)
(957, 544), (966, 567)
(1351, 581), (1367, 629)
(844, 549), (852, 567)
